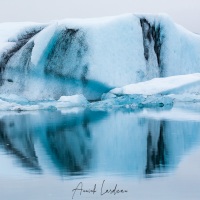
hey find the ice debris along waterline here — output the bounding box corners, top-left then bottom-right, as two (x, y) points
(1, 14), (200, 110)
(1, 73), (200, 111)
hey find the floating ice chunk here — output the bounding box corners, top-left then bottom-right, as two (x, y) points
(90, 94), (173, 111)
(58, 94), (87, 104)
(168, 94), (200, 103)
(0, 94), (88, 111)
(0, 99), (17, 111)
(36, 95), (88, 110)
(12, 105), (41, 111)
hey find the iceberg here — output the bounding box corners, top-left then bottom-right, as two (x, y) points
(1, 14), (200, 103)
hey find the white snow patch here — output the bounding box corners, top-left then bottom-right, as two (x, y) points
(0, 22), (45, 55)
(109, 73), (200, 96)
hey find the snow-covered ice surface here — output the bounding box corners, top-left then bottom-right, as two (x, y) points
(109, 73), (200, 96)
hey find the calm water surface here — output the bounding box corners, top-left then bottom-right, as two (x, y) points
(0, 105), (200, 200)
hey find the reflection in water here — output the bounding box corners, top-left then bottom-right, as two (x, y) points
(45, 115), (92, 176)
(0, 120), (41, 172)
(146, 121), (166, 175)
(0, 108), (200, 178)
(0, 109), (108, 176)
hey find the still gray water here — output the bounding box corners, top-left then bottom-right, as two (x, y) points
(0, 105), (200, 200)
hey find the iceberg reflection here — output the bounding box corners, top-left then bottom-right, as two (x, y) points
(0, 107), (200, 178)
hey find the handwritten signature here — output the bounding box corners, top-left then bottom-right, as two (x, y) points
(72, 180), (128, 199)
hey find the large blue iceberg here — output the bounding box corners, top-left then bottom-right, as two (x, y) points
(0, 14), (200, 106)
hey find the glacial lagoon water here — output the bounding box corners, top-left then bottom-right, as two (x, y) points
(0, 105), (200, 200)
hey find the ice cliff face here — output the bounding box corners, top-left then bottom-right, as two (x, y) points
(0, 14), (200, 100)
